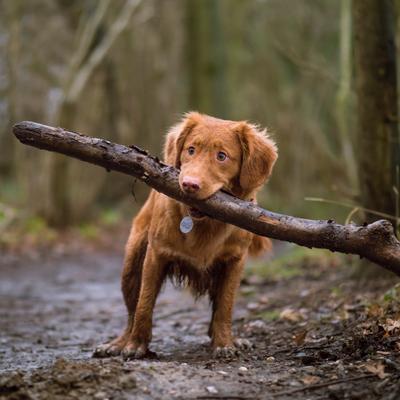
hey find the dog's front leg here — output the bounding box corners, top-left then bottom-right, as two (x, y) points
(122, 246), (166, 359)
(209, 256), (246, 357)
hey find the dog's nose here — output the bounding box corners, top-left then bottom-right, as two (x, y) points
(182, 176), (200, 193)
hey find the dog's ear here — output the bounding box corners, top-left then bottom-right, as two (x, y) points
(236, 122), (277, 194)
(163, 112), (202, 168)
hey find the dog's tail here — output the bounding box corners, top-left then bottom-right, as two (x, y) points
(248, 235), (272, 257)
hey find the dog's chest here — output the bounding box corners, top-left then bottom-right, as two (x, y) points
(158, 222), (233, 269)
(185, 231), (227, 265)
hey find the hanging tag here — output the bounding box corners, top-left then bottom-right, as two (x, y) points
(180, 216), (193, 234)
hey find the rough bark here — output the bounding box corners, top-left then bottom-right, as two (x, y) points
(13, 121), (400, 276)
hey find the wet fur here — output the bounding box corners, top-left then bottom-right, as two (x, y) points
(95, 112), (277, 358)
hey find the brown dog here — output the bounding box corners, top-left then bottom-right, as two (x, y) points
(94, 112), (277, 358)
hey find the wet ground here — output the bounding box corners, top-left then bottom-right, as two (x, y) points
(1, 247), (400, 399)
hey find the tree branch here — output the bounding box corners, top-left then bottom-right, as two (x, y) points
(68, 0), (111, 82)
(66, 0), (143, 103)
(13, 121), (400, 276)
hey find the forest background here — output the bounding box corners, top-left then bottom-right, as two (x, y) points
(0, 0), (398, 260)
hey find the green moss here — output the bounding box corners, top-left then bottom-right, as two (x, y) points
(240, 286), (257, 296)
(331, 286), (342, 297)
(100, 209), (121, 226)
(383, 284), (400, 302)
(256, 310), (280, 321)
(246, 245), (339, 280)
(25, 217), (56, 241)
(26, 216), (47, 234)
(78, 224), (99, 239)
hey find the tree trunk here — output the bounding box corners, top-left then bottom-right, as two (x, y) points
(336, 0), (357, 188)
(185, 0), (228, 117)
(352, 0), (399, 229)
(2, 0), (22, 176)
(13, 121), (400, 276)
(48, 102), (76, 226)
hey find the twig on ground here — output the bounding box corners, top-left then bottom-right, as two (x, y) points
(269, 341), (332, 357)
(272, 373), (376, 396)
(196, 396), (256, 400)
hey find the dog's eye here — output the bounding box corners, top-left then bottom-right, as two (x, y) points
(187, 146), (195, 155)
(216, 151), (227, 161)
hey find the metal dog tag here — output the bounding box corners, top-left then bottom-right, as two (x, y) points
(180, 216), (193, 234)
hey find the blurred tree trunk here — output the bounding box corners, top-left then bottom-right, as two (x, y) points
(47, 0), (141, 226)
(3, 0), (22, 176)
(336, 0), (357, 189)
(352, 0), (399, 229)
(352, 0), (399, 277)
(185, 0), (228, 117)
(47, 0), (110, 226)
(49, 104), (76, 226)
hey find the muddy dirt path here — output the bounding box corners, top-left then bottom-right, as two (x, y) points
(1, 250), (400, 399)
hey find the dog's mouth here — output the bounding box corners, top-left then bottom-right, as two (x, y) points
(188, 207), (206, 219)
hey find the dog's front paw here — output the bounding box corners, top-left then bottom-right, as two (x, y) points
(121, 339), (153, 360)
(93, 337), (127, 358)
(212, 338), (253, 359)
(213, 345), (239, 359)
(233, 338), (253, 350)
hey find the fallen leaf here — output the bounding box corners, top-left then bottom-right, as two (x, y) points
(293, 330), (307, 346)
(280, 308), (303, 322)
(301, 375), (320, 385)
(336, 309), (350, 321)
(363, 362), (389, 379)
(381, 319), (400, 335)
(367, 303), (383, 318)
(206, 386), (218, 394)
(258, 295), (269, 304)
(246, 302), (259, 311)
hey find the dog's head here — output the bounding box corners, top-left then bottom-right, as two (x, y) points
(164, 112), (277, 218)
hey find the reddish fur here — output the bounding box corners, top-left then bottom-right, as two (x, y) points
(97, 112), (277, 356)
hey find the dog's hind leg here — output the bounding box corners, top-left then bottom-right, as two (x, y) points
(208, 256), (246, 357)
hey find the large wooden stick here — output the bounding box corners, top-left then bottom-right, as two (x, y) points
(13, 121), (400, 276)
